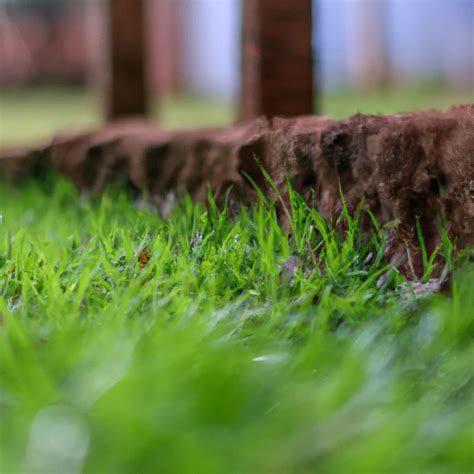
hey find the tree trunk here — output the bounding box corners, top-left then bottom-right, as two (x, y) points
(106, 0), (148, 120)
(239, 0), (315, 121)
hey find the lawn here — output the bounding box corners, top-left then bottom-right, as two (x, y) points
(0, 177), (473, 473)
(0, 83), (472, 146)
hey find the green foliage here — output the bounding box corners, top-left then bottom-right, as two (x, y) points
(0, 177), (473, 473)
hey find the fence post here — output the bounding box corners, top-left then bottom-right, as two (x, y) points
(106, 0), (148, 120)
(239, 0), (315, 121)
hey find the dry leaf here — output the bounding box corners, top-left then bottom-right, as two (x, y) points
(137, 247), (151, 269)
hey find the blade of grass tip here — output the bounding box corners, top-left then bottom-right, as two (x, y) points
(206, 185), (219, 223)
(415, 217), (429, 281)
(264, 170), (298, 242)
(217, 195), (232, 238)
(366, 211), (384, 255)
(438, 215), (453, 270)
(426, 243), (443, 280)
(241, 171), (269, 208)
(309, 208), (336, 264)
(366, 209), (382, 235)
(350, 202), (365, 246)
(286, 175), (299, 219)
(222, 184), (234, 216)
(255, 167), (299, 250)
(285, 176), (311, 251)
(338, 178), (353, 229)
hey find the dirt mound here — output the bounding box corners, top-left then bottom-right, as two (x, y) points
(1, 105), (473, 275)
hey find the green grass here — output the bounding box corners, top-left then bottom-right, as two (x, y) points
(321, 83), (473, 119)
(0, 177), (473, 473)
(1, 83), (472, 146)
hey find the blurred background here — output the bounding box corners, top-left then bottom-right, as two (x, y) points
(0, 0), (473, 146)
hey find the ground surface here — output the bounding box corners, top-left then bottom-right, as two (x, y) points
(0, 83), (472, 145)
(0, 177), (473, 473)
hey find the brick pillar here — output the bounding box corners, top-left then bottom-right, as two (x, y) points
(106, 0), (148, 120)
(239, 0), (314, 121)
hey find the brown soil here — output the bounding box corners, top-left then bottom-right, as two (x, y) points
(1, 105), (473, 276)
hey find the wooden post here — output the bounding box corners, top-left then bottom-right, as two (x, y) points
(239, 0), (314, 121)
(106, 0), (148, 120)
